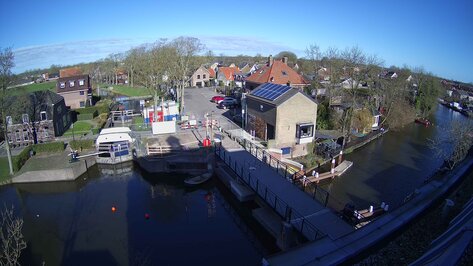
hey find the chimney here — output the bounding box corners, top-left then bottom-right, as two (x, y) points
(282, 56), (288, 65)
(268, 55), (273, 66)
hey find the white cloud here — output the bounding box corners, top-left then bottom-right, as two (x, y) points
(12, 36), (302, 73)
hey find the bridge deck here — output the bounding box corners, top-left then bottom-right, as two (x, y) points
(217, 148), (353, 240)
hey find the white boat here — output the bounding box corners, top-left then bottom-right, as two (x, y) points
(95, 127), (134, 164)
(184, 172), (212, 185)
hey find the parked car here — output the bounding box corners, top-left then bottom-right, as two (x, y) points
(218, 98), (238, 109)
(211, 95), (225, 103)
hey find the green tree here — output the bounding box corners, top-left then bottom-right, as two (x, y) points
(316, 100), (331, 130)
(275, 51), (297, 63)
(415, 73), (440, 117)
(0, 47), (14, 175)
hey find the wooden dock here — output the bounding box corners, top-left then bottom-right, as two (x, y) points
(307, 160), (353, 183)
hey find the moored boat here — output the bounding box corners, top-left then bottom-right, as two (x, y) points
(184, 172), (212, 185)
(95, 127), (134, 164)
(415, 118), (431, 126)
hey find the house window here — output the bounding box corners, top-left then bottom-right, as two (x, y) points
(60, 82), (66, 89)
(80, 90), (85, 95)
(40, 111), (47, 121)
(197, 75), (201, 79)
(296, 123), (314, 138)
(22, 114), (29, 123)
(203, 74), (206, 79)
(80, 101), (85, 107)
(23, 129), (29, 141)
(79, 79), (85, 86)
(16, 130), (21, 142)
(69, 80), (75, 87)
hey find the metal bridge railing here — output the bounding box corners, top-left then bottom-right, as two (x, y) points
(215, 146), (326, 241)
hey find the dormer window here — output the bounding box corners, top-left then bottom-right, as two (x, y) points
(6, 116), (12, 125)
(40, 111), (47, 121)
(22, 114), (29, 123)
(69, 80), (75, 87)
(79, 79), (85, 86)
(60, 82), (65, 89)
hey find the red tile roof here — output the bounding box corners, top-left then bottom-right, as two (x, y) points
(59, 67), (83, 78)
(218, 67), (239, 80)
(208, 68), (216, 78)
(245, 60), (309, 86)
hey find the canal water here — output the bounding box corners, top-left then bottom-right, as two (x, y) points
(0, 165), (272, 265)
(324, 104), (469, 211)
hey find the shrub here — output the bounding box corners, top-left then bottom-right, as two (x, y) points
(70, 139), (94, 150)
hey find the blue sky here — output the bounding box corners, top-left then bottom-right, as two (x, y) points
(1, 0), (472, 82)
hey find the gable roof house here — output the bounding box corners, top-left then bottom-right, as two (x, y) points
(190, 66), (212, 87)
(245, 55), (310, 91)
(216, 67), (239, 86)
(57, 74), (92, 109)
(238, 63), (251, 74)
(245, 83), (317, 157)
(5, 91), (71, 146)
(60, 67), (83, 78)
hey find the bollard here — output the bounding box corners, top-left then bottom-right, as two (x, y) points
(331, 158), (336, 171)
(338, 150), (343, 165)
(384, 204), (389, 211)
(369, 205), (373, 213)
(381, 202), (385, 208)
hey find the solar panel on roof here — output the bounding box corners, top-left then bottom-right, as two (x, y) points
(251, 83), (292, 101)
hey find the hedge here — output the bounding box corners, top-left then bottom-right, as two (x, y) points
(78, 113), (95, 120)
(70, 139), (95, 150)
(13, 146), (32, 172)
(33, 141), (65, 153)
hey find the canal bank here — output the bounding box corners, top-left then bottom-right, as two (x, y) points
(265, 154), (473, 265)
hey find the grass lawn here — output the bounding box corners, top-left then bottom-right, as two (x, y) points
(101, 84), (151, 97)
(63, 121), (94, 136)
(0, 157), (12, 182)
(9, 81), (57, 95)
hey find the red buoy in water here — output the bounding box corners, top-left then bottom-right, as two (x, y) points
(145, 213), (150, 220)
(111, 206), (117, 212)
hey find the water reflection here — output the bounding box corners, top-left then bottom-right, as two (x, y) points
(0, 163), (265, 266)
(325, 104), (467, 210)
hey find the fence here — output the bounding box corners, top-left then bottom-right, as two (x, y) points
(215, 146), (326, 241)
(238, 138), (331, 207)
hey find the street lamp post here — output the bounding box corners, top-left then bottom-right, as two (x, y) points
(71, 123), (75, 142)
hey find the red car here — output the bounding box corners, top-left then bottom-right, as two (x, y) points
(211, 95), (225, 103)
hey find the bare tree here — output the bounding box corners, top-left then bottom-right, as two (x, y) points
(0, 205), (26, 265)
(170, 37), (204, 113)
(0, 47), (14, 175)
(305, 43), (322, 74)
(429, 120), (473, 169)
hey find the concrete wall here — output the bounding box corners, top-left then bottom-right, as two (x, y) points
(276, 94), (317, 147)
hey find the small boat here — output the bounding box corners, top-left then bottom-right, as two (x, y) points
(184, 172), (212, 185)
(415, 118), (431, 126)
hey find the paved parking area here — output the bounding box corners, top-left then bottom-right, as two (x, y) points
(182, 87), (242, 132)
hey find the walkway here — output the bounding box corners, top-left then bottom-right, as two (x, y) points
(216, 147), (354, 241)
